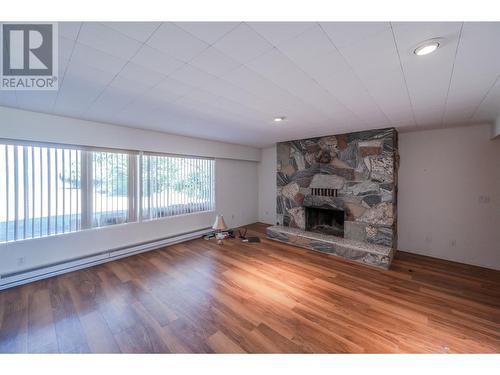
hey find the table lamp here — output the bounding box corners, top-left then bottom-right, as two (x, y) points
(212, 215), (228, 245)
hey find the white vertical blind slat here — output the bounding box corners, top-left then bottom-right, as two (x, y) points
(47, 148), (51, 235)
(23, 147), (28, 239)
(5, 146), (9, 242)
(61, 149), (65, 233)
(31, 147), (35, 237)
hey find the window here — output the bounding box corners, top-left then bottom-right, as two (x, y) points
(141, 154), (215, 220)
(91, 151), (133, 228)
(0, 140), (215, 244)
(0, 144), (82, 242)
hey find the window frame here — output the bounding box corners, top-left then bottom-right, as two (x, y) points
(0, 138), (216, 244)
(138, 151), (216, 222)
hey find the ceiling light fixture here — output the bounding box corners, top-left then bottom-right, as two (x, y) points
(413, 40), (440, 56)
(273, 116), (286, 122)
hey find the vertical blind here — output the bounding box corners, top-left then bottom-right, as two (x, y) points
(0, 141), (215, 244)
(91, 151), (131, 228)
(0, 144), (82, 242)
(141, 154), (215, 220)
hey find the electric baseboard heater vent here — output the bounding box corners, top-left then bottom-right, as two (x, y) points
(0, 227), (212, 290)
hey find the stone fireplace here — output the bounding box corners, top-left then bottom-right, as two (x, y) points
(267, 127), (398, 269)
(305, 206), (344, 237)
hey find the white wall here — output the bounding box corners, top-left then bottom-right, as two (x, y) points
(258, 145), (277, 224)
(216, 158), (259, 229)
(493, 116), (500, 139)
(0, 107), (260, 277)
(257, 124), (500, 270)
(398, 124), (500, 270)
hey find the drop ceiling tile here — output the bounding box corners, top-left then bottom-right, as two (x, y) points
(54, 60), (117, 115)
(392, 22), (463, 125)
(471, 76), (500, 122)
(118, 62), (166, 87)
(412, 104), (446, 127)
(147, 23), (209, 62)
(320, 22), (390, 49)
(109, 75), (152, 96)
(85, 86), (136, 118)
(63, 59), (117, 83)
(154, 77), (195, 98)
(213, 95), (268, 121)
(78, 22), (142, 60)
(101, 22), (161, 42)
(442, 103), (479, 124)
(443, 22), (500, 124)
(392, 22), (463, 62)
(145, 93), (185, 113)
(354, 68), (415, 125)
(170, 64), (216, 88)
(245, 49), (319, 96)
(222, 65), (330, 121)
(59, 36), (76, 61)
(131, 45), (185, 76)
(189, 47), (241, 77)
(15, 91), (58, 113)
(164, 96), (214, 118)
(222, 65), (284, 97)
(214, 23), (273, 64)
(246, 48), (359, 124)
(332, 27), (414, 125)
(113, 105), (153, 125)
(278, 25), (335, 60)
(141, 87), (184, 106)
(178, 90), (256, 123)
(275, 27), (385, 123)
(54, 79), (109, 116)
(71, 42), (128, 75)
(55, 58), (71, 88)
(138, 81), (194, 110)
(338, 27), (402, 76)
(175, 22), (239, 44)
(248, 22), (316, 46)
(58, 22), (81, 40)
(113, 96), (161, 122)
(203, 78), (262, 109)
(145, 107), (258, 145)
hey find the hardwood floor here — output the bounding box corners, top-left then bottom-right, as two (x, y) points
(1, 223), (499, 353)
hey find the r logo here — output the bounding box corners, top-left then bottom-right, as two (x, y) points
(2, 24), (53, 75)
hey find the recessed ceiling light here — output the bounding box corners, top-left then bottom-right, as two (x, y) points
(273, 116), (286, 122)
(414, 41), (440, 56)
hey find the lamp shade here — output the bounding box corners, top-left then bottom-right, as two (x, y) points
(212, 215), (227, 231)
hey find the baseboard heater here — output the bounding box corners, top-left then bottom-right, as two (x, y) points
(0, 227), (212, 290)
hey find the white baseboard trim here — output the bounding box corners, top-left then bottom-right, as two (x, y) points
(0, 227), (212, 290)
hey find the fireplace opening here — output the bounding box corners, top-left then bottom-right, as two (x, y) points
(305, 206), (344, 237)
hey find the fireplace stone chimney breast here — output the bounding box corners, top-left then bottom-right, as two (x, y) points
(271, 127), (398, 269)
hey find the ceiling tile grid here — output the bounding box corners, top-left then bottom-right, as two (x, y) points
(1, 21), (499, 147)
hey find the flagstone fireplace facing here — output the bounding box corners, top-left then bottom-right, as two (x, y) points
(267, 128), (398, 269)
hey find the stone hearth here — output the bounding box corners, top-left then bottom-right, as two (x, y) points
(269, 127), (398, 269)
(267, 225), (394, 269)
